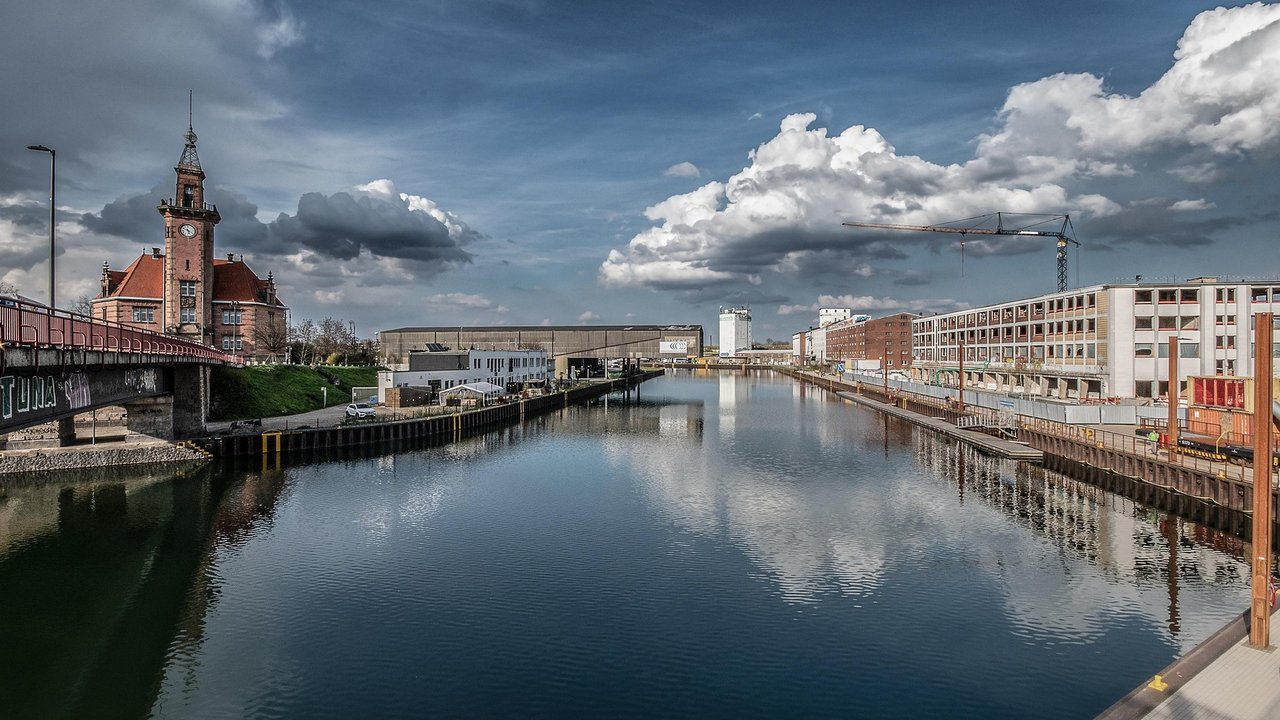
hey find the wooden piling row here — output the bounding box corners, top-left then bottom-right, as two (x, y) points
(778, 367), (1278, 528)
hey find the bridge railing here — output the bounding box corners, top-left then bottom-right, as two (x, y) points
(0, 297), (237, 363)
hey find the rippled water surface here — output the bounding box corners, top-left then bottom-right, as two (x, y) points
(0, 371), (1256, 719)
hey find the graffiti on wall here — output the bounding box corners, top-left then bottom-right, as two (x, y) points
(0, 375), (62, 420)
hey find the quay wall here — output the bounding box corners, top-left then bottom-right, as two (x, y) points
(780, 368), (1279, 528)
(197, 371), (662, 459)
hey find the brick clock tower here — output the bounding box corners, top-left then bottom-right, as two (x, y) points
(158, 121), (220, 343)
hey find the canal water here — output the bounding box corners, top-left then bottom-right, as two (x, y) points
(0, 371), (1255, 719)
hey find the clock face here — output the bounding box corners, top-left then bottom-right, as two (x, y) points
(179, 224), (197, 238)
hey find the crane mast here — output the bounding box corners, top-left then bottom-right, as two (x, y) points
(842, 212), (1079, 292)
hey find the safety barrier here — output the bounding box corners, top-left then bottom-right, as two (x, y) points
(0, 297), (236, 363)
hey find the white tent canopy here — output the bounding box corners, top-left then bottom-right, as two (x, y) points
(438, 382), (505, 400)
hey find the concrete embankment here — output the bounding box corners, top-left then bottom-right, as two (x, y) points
(0, 440), (209, 477)
(0, 371), (663, 476)
(197, 370), (663, 459)
(781, 367), (1277, 521)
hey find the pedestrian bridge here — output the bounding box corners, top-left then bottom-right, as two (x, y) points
(0, 298), (236, 441)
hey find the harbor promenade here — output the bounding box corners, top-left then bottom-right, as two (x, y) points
(1099, 606), (1280, 719)
(786, 369), (1280, 719)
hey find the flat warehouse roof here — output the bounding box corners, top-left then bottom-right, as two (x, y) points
(382, 325), (701, 333)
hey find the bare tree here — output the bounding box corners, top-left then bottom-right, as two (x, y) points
(0, 280), (19, 296)
(316, 317), (359, 362)
(254, 319), (290, 361)
(292, 319), (317, 365)
(70, 294), (93, 316)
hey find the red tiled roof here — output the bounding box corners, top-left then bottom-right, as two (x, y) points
(213, 259), (285, 306)
(99, 253), (285, 307)
(107, 254), (163, 299)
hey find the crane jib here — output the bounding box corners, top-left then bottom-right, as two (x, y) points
(842, 212), (1078, 292)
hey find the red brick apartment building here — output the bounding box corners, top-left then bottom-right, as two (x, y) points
(826, 312), (917, 370)
(92, 123), (287, 361)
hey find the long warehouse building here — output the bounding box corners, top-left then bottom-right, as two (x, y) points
(378, 324), (705, 375)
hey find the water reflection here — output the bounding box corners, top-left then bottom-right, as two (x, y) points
(0, 465), (290, 720)
(0, 371), (1263, 719)
(622, 373), (1250, 652)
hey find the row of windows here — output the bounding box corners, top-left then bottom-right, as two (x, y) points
(916, 344), (1099, 361)
(221, 335), (243, 350)
(1133, 343), (1199, 358)
(1135, 287), (1280, 304)
(132, 307), (154, 323)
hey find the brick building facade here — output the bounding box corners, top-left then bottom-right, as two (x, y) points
(826, 312), (917, 370)
(92, 122), (287, 361)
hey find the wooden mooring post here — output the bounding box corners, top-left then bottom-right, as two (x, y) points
(1250, 312), (1273, 649)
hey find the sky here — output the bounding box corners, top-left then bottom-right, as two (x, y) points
(2, 1), (1278, 343)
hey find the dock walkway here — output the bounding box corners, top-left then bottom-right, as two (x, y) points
(835, 391), (1043, 462)
(1098, 606), (1280, 719)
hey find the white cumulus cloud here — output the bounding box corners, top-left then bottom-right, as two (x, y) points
(600, 4), (1280, 294)
(664, 162), (701, 178)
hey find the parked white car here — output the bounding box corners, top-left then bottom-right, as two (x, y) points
(346, 402), (376, 418)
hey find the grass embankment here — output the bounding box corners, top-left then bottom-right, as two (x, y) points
(209, 365), (381, 421)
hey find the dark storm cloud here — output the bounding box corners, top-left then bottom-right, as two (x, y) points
(1080, 202), (1260, 249)
(677, 286), (790, 306)
(80, 183), (268, 247)
(207, 188), (270, 249)
(699, 226), (912, 278)
(80, 183), (166, 240)
(264, 190), (477, 266)
(79, 183), (477, 273)
(892, 270), (931, 287)
(0, 202), (47, 231)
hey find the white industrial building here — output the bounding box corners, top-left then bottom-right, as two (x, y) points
(819, 308), (858, 327)
(911, 278), (1280, 401)
(719, 306), (753, 357)
(377, 348), (549, 403)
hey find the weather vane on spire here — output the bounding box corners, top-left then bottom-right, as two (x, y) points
(178, 90), (203, 172)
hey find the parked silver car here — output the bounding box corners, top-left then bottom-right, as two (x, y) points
(346, 402), (376, 418)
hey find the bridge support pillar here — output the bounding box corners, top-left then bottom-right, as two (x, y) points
(124, 366), (209, 440)
(172, 365), (209, 438)
(57, 417), (76, 445)
(0, 417), (79, 449)
(124, 396), (177, 440)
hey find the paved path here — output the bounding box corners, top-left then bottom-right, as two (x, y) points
(836, 391), (1043, 461)
(205, 404), (351, 433)
(1100, 607), (1280, 720)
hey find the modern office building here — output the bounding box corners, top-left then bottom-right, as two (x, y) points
(376, 348), (549, 403)
(910, 278), (1280, 400)
(718, 307), (752, 357)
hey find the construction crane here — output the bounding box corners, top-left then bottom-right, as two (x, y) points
(842, 212), (1079, 292)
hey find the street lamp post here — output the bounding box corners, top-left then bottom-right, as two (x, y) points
(231, 300), (241, 363)
(26, 144), (55, 308)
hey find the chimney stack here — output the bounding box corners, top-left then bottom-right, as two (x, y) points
(152, 247), (162, 258)
(227, 253), (235, 262)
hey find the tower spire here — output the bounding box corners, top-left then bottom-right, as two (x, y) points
(178, 90), (203, 173)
